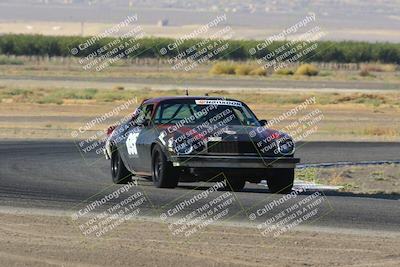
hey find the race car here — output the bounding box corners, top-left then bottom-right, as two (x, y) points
(104, 96), (300, 193)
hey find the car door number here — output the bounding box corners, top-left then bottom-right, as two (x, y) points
(126, 132), (140, 157)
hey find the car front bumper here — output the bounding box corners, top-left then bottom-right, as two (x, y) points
(170, 155), (300, 169)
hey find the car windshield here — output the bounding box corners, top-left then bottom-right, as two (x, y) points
(154, 99), (260, 126)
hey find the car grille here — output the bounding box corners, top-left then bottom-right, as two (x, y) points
(207, 141), (258, 154)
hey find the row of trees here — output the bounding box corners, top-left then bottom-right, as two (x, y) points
(0, 34), (399, 63)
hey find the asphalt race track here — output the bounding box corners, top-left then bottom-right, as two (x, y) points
(0, 140), (399, 233)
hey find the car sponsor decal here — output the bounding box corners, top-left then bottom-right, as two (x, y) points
(195, 99), (242, 107)
(208, 136), (222, 141)
(126, 132), (140, 157)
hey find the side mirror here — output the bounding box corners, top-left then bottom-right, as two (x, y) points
(259, 119), (268, 126)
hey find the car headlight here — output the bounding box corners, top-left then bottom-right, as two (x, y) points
(168, 137), (194, 155)
(276, 136), (295, 155)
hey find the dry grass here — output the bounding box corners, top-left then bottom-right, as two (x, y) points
(334, 93), (388, 106)
(362, 127), (398, 137)
(0, 57), (399, 83)
(328, 170), (347, 186)
(0, 87), (399, 140)
(249, 67), (267, 76)
(359, 69), (374, 77)
(295, 64), (319, 76)
(210, 62), (267, 76)
(0, 55), (24, 65)
(234, 64), (254, 75)
(360, 63), (397, 72)
(209, 62), (236, 75)
(297, 165), (400, 194)
(1, 87), (399, 108)
(275, 68), (294, 75)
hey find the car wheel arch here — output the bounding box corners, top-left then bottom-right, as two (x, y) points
(151, 141), (169, 158)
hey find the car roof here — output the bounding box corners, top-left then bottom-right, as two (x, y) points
(142, 96), (241, 105)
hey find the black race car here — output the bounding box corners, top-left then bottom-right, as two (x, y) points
(104, 96), (300, 193)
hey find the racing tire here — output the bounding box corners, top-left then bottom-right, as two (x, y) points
(152, 146), (179, 188)
(266, 168), (294, 194)
(111, 148), (132, 184)
(225, 177), (246, 192)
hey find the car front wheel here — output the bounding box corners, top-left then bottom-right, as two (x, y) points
(111, 148), (132, 184)
(266, 168), (294, 194)
(152, 146), (178, 188)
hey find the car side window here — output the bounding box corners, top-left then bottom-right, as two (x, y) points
(232, 106), (257, 126)
(154, 103), (197, 124)
(134, 104), (154, 125)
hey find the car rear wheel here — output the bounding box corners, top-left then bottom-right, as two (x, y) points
(111, 148), (132, 184)
(152, 146), (178, 188)
(225, 177), (246, 192)
(266, 168), (294, 194)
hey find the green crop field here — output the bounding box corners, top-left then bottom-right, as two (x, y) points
(0, 34), (399, 64)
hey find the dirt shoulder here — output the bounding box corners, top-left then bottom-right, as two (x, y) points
(0, 211), (399, 267)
